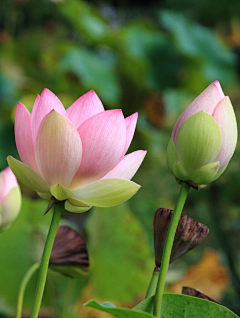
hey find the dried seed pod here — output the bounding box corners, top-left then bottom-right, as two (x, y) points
(154, 208), (209, 271)
(49, 225), (89, 279)
(182, 286), (218, 304)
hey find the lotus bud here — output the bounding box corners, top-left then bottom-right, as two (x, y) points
(0, 167), (21, 232)
(49, 226), (89, 279)
(153, 208), (209, 271)
(166, 81), (237, 188)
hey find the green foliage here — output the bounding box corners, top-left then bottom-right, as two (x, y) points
(60, 48), (121, 105)
(87, 205), (153, 302)
(85, 300), (155, 318)
(0, 197), (86, 315)
(86, 294), (240, 318)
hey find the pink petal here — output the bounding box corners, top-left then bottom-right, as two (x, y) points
(32, 88), (68, 142)
(122, 112), (138, 155)
(66, 90), (104, 129)
(102, 150), (147, 180)
(212, 97), (238, 170)
(172, 81), (225, 142)
(34, 110), (82, 188)
(15, 102), (39, 172)
(0, 167), (18, 201)
(31, 94), (40, 118)
(70, 110), (126, 189)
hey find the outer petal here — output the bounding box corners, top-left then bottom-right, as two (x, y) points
(34, 110), (82, 188)
(166, 138), (179, 174)
(71, 178), (140, 207)
(31, 88), (68, 142)
(102, 150), (146, 180)
(212, 97), (238, 170)
(173, 161), (220, 185)
(65, 200), (91, 213)
(175, 111), (222, 171)
(31, 94), (40, 118)
(15, 102), (38, 172)
(66, 90), (104, 129)
(37, 192), (52, 200)
(7, 156), (50, 193)
(0, 167), (18, 201)
(70, 110), (126, 189)
(172, 81), (225, 142)
(122, 113), (138, 155)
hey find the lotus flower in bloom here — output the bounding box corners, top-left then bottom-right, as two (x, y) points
(0, 167), (21, 231)
(166, 81), (237, 188)
(8, 89), (146, 212)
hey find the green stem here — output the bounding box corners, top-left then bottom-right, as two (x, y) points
(30, 202), (63, 318)
(16, 263), (40, 318)
(154, 182), (190, 317)
(145, 270), (159, 299)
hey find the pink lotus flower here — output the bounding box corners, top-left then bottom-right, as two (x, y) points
(0, 167), (21, 231)
(166, 81), (238, 187)
(8, 89), (146, 212)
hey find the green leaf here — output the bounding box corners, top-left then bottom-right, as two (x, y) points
(85, 300), (155, 318)
(0, 197), (52, 307)
(159, 11), (236, 86)
(86, 206), (153, 302)
(59, 0), (108, 41)
(86, 294), (240, 318)
(133, 296), (155, 314)
(161, 293), (239, 318)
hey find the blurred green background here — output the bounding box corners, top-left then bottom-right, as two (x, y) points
(1, 0), (240, 317)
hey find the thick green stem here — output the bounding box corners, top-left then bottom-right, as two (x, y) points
(145, 270), (159, 299)
(16, 263), (40, 318)
(154, 182), (190, 317)
(30, 202), (63, 318)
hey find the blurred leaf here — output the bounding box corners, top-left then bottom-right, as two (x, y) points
(0, 197), (50, 307)
(59, 0), (108, 42)
(159, 11), (236, 86)
(61, 47), (120, 106)
(123, 24), (182, 89)
(0, 72), (18, 107)
(85, 205), (153, 302)
(0, 197), (87, 315)
(0, 118), (18, 169)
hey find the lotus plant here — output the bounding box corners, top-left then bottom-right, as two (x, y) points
(0, 166), (21, 232)
(8, 89), (146, 212)
(153, 82), (238, 317)
(8, 88), (146, 318)
(166, 81), (237, 188)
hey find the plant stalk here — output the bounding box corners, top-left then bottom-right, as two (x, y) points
(30, 202), (63, 318)
(154, 182), (190, 317)
(16, 262), (40, 318)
